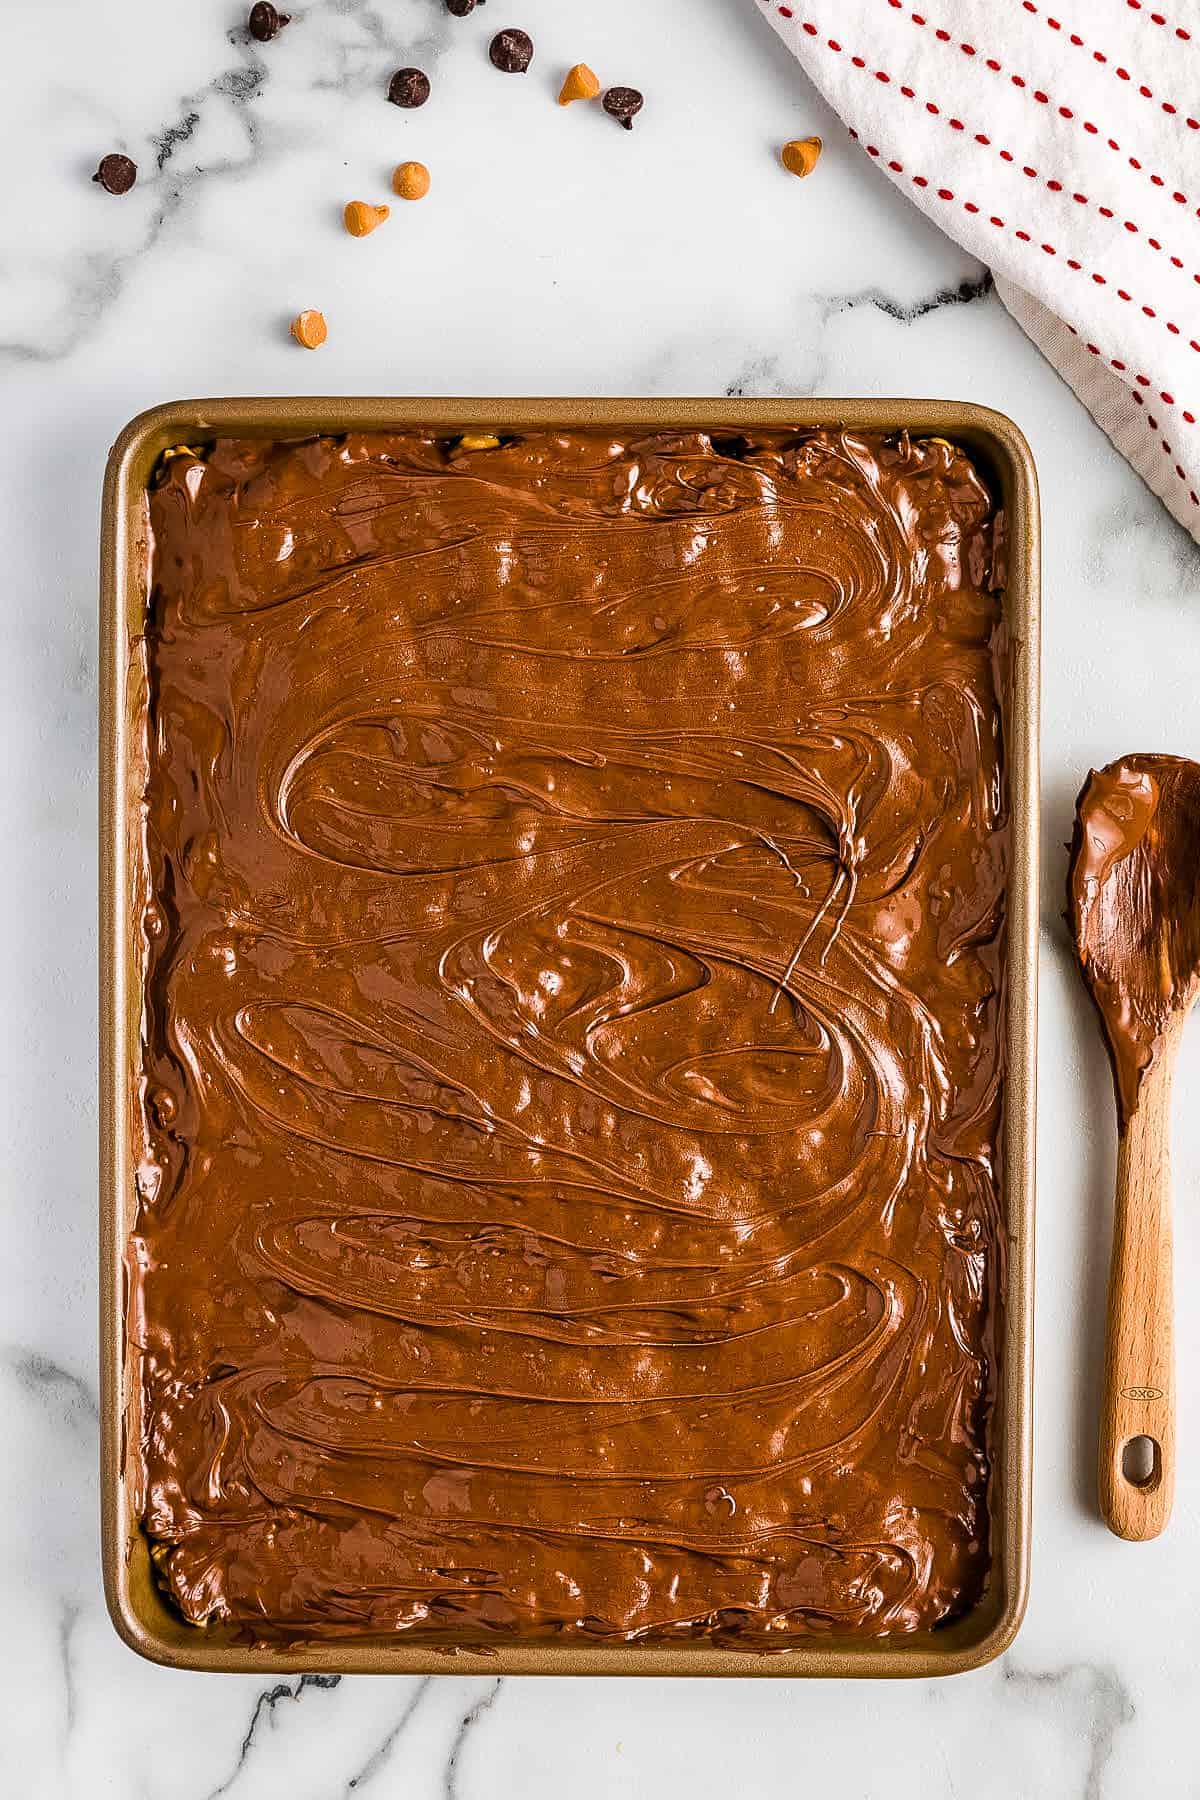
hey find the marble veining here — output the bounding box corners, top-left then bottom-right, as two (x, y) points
(1002, 1663), (1136, 1800)
(4, 0), (1200, 1794)
(3, 60), (269, 363)
(835, 271), (995, 328)
(722, 274), (995, 401)
(343, 1677), (431, 1793)
(444, 1680), (503, 1800)
(205, 1676), (345, 1800)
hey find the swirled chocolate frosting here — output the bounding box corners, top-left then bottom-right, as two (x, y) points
(131, 427), (1009, 1646)
(1069, 755), (1200, 1130)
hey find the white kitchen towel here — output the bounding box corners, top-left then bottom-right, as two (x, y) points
(755, 0), (1200, 539)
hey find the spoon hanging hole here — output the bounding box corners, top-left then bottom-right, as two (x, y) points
(1121, 1435), (1161, 1490)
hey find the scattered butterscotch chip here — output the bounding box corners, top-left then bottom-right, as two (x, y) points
(93, 152), (137, 194)
(392, 160), (431, 201)
(290, 309), (328, 349)
(458, 434), (501, 450)
(781, 136), (822, 178)
(602, 86), (643, 130)
(558, 63), (600, 105)
(161, 445), (203, 462)
(248, 2), (290, 41)
(344, 200), (390, 236)
(388, 67), (430, 108)
(490, 28), (534, 72)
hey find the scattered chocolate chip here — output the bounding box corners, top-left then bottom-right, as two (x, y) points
(446, 0), (478, 12)
(602, 86), (644, 130)
(489, 28), (533, 73)
(388, 66), (431, 107)
(248, 2), (290, 40)
(92, 153), (137, 195)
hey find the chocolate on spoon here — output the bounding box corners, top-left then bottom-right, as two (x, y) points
(1068, 754), (1200, 1540)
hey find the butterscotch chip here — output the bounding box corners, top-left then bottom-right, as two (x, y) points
(558, 63), (600, 105)
(344, 200), (390, 236)
(290, 309), (328, 349)
(781, 136), (822, 178)
(392, 161), (431, 201)
(457, 434), (501, 450)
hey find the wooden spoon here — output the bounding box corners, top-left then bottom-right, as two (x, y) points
(1068, 754), (1200, 1541)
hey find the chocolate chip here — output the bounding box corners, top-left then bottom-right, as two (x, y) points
(489, 28), (533, 73)
(602, 86), (644, 130)
(92, 153), (137, 195)
(248, 2), (290, 40)
(446, 0), (478, 12)
(387, 66), (431, 108)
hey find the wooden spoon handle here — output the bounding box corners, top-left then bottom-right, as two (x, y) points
(1099, 1048), (1177, 1540)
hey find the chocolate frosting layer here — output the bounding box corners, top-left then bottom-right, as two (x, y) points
(132, 428), (1008, 1646)
(1069, 755), (1200, 1130)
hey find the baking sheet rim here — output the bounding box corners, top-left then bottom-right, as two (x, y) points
(99, 396), (1039, 1678)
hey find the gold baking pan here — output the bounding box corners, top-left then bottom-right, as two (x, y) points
(100, 397), (1039, 1677)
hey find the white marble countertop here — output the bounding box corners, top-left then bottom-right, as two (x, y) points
(5, 2), (1200, 1795)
